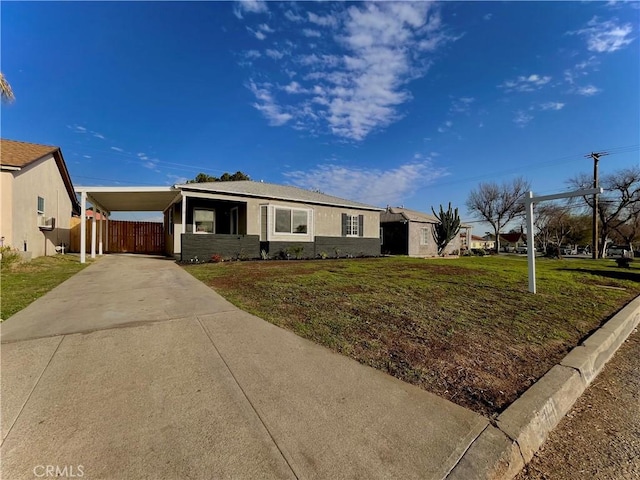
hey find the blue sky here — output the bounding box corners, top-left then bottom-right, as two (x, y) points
(2, 1), (639, 224)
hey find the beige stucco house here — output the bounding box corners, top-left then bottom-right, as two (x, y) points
(380, 207), (469, 257)
(165, 181), (383, 261)
(1, 139), (80, 258)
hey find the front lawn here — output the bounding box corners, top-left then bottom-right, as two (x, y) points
(1, 254), (90, 320)
(184, 256), (640, 417)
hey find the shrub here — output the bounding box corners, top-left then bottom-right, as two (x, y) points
(0, 246), (21, 268)
(211, 254), (223, 263)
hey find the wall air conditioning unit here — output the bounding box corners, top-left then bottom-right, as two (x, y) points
(38, 216), (56, 231)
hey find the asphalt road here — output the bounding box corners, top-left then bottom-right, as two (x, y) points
(517, 328), (640, 480)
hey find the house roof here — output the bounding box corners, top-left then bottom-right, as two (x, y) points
(461, 233), (486, 241)
(499, 232), (526, 243)
(380, 207), (439, 224)
(0, 139), (58, 168)
(1, 139), (81, 215)
(177, 181), (383, 211)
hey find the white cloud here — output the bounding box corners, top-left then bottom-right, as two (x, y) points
(83, 155), (91, 159)
(573, 84), (601, 96)
(266, 49), (284, 60)
(242, 2), (459, 141)
(499, 74), (552, 92)
(92, 132), (105, 139)
(284, 10), (304, 22)
(110, 147), (124, 152)
(308, 12), (338, 28)
(245, 49), (261, 59)
(569, 16), (634, 53)
(247, 80), (293, 126)
(483, 14), (493, 21)
(539, 102), (565, 111)
(513, 110), (533, 127)
(233, 0), (268, 19)
(302, 29), (322, 38)
(283, 81), (305, 94)
(450, 96), (474, 114)
(284, 160), (448, 205)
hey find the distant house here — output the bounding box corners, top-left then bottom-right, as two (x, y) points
(499, 232), (527, 252)
(380, 207), (469, 257)
(461, 233), (495, 251)
(165, 181), (383, 260)
(0, 139), (80, 258)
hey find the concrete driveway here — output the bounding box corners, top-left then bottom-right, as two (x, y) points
(1, 255), (488, 479)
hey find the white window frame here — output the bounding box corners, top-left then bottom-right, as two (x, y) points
(37, 196), (45, 215)
(420, 227), (430, 245)
(345, 214), (359, 237)
(273, 207), (311, 235)
(193, 208), (215, 234)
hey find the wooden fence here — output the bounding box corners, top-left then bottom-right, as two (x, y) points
(70, 218), (165, 254)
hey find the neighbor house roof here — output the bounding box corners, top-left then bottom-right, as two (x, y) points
(461, 233), (486, 241)
(499, 232), (526, 243)
(380, 207), (439, 224)
(177, 180), (383, 211)
(1, 139), (81, 215)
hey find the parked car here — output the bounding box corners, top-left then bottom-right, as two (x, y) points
(561, 245), (577, 255)
(515, 245), (535, 254)
(607, 245), (631, 258)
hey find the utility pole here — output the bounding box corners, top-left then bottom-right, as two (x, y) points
(585, 151), (608, 259)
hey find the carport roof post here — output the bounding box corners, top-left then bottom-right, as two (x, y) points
(75, 186), (179, 263)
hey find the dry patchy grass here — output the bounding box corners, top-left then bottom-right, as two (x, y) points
(184, 256), (640, 417)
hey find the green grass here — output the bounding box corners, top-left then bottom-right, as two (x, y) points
(183, 255), (640, 417)
(1, 254), (91, 320)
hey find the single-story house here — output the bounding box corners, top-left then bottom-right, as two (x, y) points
(0, 139), (80, 258)
(168, 181), (383, 261)
(380, 207), (470, 257)
(461, 233), (495, 251)
(499, 232), (527, 252)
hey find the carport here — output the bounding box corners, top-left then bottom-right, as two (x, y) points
(75, 186), (181, 263)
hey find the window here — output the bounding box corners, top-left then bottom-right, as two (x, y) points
(194, 209), (215, 234)
(275, 208), (308, 234)
(37, 196), (45, 215)
(342, 213), (363, 237)
(346, 215), (359, 236)
(420, 227), (430, 245)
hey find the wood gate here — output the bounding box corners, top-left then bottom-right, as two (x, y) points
(71, 219), (165, 254)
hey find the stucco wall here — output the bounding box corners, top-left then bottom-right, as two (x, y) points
(407, 222), (462, 257)
(0, 171), (13, 247)
(177, 191), (381, 250)
(10, 155), (73, 257)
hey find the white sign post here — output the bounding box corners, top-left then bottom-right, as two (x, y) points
(523, 187), (603, 294)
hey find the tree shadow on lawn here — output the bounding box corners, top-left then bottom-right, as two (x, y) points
(558, 267), (640, 283)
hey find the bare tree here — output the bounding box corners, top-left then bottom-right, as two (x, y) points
(0, 72), (14, 103)
(568, 166), (640, 257)
(466, 177), (531, 253)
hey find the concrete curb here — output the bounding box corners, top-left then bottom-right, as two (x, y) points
(446, 294), (640, 480)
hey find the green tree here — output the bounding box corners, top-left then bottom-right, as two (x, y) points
(186, 171), (250, 183)
(0, 72), (15, 103)
(431, 203), (461, 255)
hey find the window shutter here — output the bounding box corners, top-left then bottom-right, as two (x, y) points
(341, 213), (348, 237)
(358, 215), (364, 237)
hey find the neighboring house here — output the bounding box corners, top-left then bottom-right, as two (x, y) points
(499, 232), (527, 252)
(380, 207), (468, 257)
(461, 233), (495, 250)
(164, 181), (383, 261)
(0, 139), (80, 258)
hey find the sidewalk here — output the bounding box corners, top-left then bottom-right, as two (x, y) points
(1, 255), (488, 479)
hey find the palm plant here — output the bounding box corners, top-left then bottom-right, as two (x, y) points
(0, 73), (15, 103)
